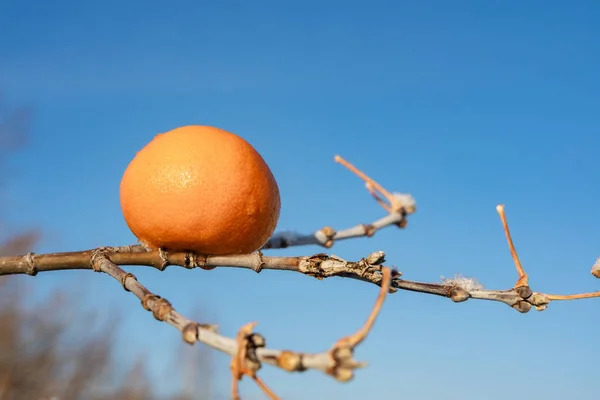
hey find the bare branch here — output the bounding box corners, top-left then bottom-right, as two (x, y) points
(87, 249), (392, 393)
(263, 155), (416, 249)
(493, 204), (600, 307)
(1, 241), (598, 315)
(262, 212), (407, 249)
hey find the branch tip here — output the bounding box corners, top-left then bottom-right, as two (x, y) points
(334, 155), (404, 214)
(496, 204), (529, 288)
(334, 267), (392, 349)
(546, 292), (600, 301)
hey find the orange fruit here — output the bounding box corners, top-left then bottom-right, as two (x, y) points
(119, 125), (281, 255)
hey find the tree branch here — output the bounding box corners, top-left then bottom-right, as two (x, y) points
(85, 248), (392, 399)
(1, 244), (597, 314)
(262, 212), (407, 249)
(262, 155), (416, 249)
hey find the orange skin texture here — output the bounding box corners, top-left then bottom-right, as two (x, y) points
(120, 125), (281, 255)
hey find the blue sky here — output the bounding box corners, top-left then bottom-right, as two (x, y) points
(2, 1), (600, 399)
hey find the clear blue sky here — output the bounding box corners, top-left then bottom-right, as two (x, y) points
(2, 1), (599, 399)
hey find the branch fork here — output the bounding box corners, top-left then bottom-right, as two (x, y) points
(83, 245), (395, 400)
(496, 204), (600, 311)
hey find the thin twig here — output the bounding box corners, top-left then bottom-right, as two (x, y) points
(334, 267), (392, 348)
(334, 155), (417, 214)
(262, 213), (407, 249)
(263, 155), (416, 250)
(324, 267), (393, 382)
(496, 204), (529, 288)
(494, 204), (600, 305)
(546, 292), (600, 301)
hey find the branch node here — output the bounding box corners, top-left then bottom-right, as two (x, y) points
(231, 322), (279, 400)
(89, 248), (107, 272)
(157, 247), (170, 270)
(120, 272), (137, 292)
(515, 285), (533, 300)
(253, 251), (265, 273)
(315, 226), (336, 248)
(448, 287), (470, 303)
(332, 345), (354, 361)
(362, 224), (376, 237)
(153, 298), (172, 321)
(141, 293), (161, 312)
(276, 351), (305, 372)
(390, 268), (402, 279)
(396, 213), (409, 229)
(327, 347), (356, 382)
(182, 322), (219, 345)
(183, 252), (193, 269)
(527, 293), (549, 307)
(24, 252), (37, 276)
(191, 252), (216, 271)
(333, 367), (355, 383)
(321, 226), (336, 239)
(358, 261), (374, 278)
(366, 251), (386, 265)
(182, 322), (200, 345)
(512, 300), (532, 313)
(184, 251), (214, 271)
(233, 322), (262, 373)
(302, 253), (328, 279)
